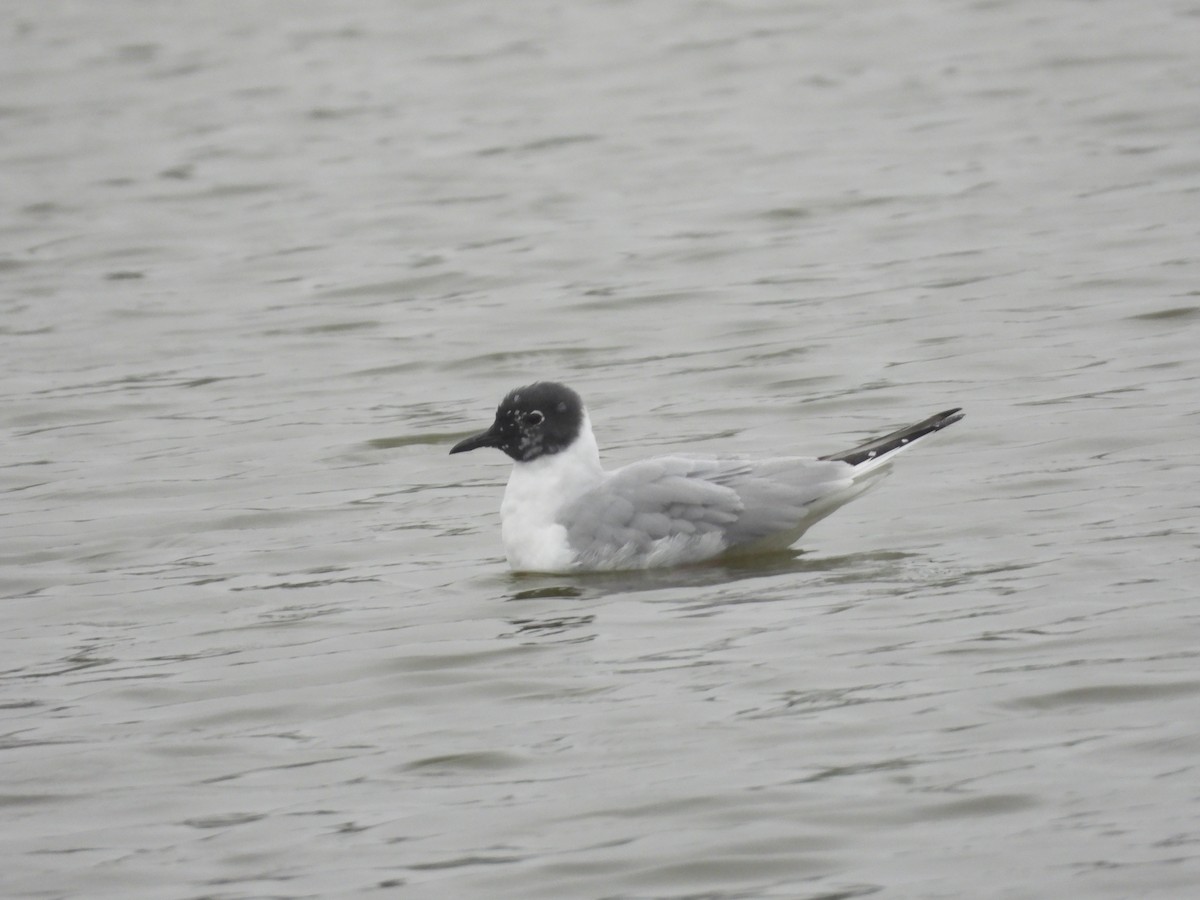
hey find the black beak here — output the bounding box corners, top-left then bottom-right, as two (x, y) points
(449, 426), (501, 455)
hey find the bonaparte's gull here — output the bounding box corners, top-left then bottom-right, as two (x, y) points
(450, 382), (963, 573)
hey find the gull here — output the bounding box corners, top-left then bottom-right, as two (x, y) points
(450, 382), (963, 573)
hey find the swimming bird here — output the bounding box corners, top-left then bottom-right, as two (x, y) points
(450, 382), (963, 573)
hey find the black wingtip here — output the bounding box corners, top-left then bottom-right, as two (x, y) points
(821, 407), (965, 466)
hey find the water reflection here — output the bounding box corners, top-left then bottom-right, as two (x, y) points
(495, 550), (922, 644)
(502, 549), (916, 602)
(503, 614), (597, 643)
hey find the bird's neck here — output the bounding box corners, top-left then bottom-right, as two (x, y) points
(502, 413), (601, 512)
(499, 413), (603, 571)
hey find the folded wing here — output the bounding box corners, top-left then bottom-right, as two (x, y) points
(561, 455), (857, 568)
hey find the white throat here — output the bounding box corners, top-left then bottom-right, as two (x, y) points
(499, 412), (603, 572)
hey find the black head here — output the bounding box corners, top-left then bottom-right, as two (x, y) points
(449, 382), (585, 462)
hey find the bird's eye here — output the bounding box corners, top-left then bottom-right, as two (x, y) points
(524, 410), (544, 426)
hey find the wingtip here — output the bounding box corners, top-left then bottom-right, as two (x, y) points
(820, 406), (965, 467)
(939, 408), (965, 429)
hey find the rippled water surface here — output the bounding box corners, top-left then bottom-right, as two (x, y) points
(4, 2), (1199, 898)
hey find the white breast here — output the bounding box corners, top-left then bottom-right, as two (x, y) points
(499, 414), (603, 573)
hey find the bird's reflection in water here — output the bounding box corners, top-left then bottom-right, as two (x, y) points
(501, 550), (917, 638)
(506, 549), (914, 597)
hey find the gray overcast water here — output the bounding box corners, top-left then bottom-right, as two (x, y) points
(3, 2), (1199, 898)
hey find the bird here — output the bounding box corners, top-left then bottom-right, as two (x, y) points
(450, 381), (963, 573)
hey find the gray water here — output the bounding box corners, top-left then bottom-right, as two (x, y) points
(3, 2), (1199, 898)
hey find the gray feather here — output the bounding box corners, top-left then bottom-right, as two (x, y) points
(560, 455), (857, 565)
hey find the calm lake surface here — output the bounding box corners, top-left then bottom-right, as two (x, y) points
(3, 2), (1199, 898)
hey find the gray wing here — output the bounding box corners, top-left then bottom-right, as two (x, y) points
(561, 455), (856, 566)
(704, 457), (859, 548)
(561, 458), (742, 567)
